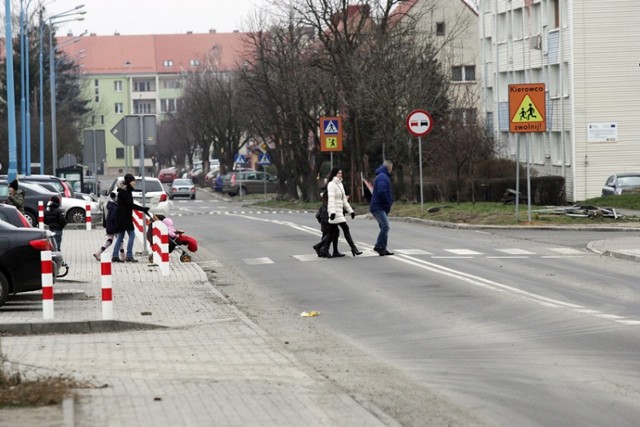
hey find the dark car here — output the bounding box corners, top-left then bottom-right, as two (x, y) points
(0, 203), (31, 228)
(222, 170), (278, 196)
(0, 180), (60, 226)
(210, 172), (226, 193)
(602, 173), (640, 196)
(0, 221), (57, 306)
(158, 167), (178, 183)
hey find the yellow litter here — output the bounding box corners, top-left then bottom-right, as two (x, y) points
(300, 311), (321, 317)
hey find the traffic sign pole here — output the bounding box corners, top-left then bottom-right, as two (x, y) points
(406, 110), (434, 211)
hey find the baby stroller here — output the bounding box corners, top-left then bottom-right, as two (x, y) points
(146, 214), (198, 262)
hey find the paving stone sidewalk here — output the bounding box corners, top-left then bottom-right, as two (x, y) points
(0, 229), (394, 426)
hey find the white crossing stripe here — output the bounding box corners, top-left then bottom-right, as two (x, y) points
(244, 257), (274, 265)
(445, 249), (483, 255)
(293, 254), (320, 262)
(497, 248), (536, 255)
(396, 249), (432, 255)
(547, 247), (583, 254)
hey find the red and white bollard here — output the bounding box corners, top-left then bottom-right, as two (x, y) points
(151, 220), (170, 276)
(100, 252), (113, 320)
(41, 250), (54, 320)
(85, 203), (92, 231)
(38, 201), (44, 229)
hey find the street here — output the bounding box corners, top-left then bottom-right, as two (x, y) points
(175, 189), (640, 426)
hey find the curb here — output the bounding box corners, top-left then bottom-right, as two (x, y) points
(0, 320), (167, 336)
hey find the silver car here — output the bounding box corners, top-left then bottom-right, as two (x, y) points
(169, 178), (196, 200)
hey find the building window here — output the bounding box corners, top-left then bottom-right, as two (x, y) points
(133, 80), (153, 92)
(116, 148), (124, 159)
(163, 60), (174, 67)
(91, 115), (95, 125)
(100, 115), (105, 125)
(436, 22), (445, 36)
(160, 98), (177, 113)
(189, 59), (200, 66)
(114, 80), (122, 92)
(94, 79), (99, 87)
(162, 79), (181, 89)
(134, 101), (153, 114)
(453, 108), (477, 126)
(451, 65), (476, 82)
(115, 102), (123, 114)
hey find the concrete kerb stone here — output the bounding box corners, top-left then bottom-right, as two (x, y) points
(0, 320), (167, 336)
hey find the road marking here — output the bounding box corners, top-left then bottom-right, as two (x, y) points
(445, 249), (483, 255)
(498, 248), (536, 255)
(244, 257), (273, 265)
(396, 249), (432, 255)
(548, 247), (583, 254)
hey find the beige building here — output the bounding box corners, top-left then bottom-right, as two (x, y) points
(480, 0), (640, 201)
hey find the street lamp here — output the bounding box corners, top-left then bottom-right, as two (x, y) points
(38, 4), (85, 174)
(5, 1), (18, 182)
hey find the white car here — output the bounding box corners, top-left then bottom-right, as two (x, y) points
(99, 176), (171, 220)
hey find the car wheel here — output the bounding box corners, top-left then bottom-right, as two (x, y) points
(0, 270), (9, 307)
(67, 207), (85, 223)
(24, 210), (37, 227)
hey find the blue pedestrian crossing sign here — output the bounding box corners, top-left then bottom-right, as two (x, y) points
(323, 119), (339, 135)
(234, 154), (246, 164)
(258, 153), (271, 165)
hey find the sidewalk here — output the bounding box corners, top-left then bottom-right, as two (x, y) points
(0, 228), (394, 426)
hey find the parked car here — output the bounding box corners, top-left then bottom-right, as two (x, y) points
(0, 180), (59, 226)
(204, 167), (220, 184)
(158, 167), (177, 183)
(0, 220), (58, 306)
(222, 170), (278, 196)
(169, 178), (196, 200)
(100, 176), (170, 219)
(17, 180), (102, 224)
(602, 173), (640, 196)
(0, 203), (31, 228)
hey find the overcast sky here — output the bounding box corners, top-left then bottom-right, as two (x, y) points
(46, 0), (269, 36)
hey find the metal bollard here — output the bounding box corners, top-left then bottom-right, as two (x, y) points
(100, 252), (113, 320)
(41, 250), (54, 320)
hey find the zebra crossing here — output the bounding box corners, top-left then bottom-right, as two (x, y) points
(245, 246), (585, 265)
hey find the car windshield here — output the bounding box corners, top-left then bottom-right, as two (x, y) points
(618, 176), (640, 186)
(133, 179), (163, 192)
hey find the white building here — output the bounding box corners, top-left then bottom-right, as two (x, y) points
(480, 0), (640, 202)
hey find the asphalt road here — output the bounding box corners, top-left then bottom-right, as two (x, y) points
(172, 190), (640, 426)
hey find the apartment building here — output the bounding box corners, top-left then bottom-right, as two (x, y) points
(480, 0), (640, 201)
(59, 31), (247, 175)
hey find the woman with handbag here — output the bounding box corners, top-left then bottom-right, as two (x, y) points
(322, 167), (362, 257)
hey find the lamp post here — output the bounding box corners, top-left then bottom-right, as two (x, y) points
(39, 4), (85, 175)
(5, 1), (18, 182)
(20, 0), (35, 175)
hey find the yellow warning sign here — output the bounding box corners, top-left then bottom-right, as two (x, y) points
(325, 137), (338, 149)
(509, 83), (546, 133)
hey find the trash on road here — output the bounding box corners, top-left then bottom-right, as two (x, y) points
(300, 311), (321, 317)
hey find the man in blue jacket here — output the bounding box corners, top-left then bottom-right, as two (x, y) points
(370, 160), (394, 256)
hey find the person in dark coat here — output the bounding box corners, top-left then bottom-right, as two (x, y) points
(370, 160), (394, 256)
(312, 186), (338, 258)
(111, 174), (149, 262)
(94, 191), (124, 261)
(44, 195), (67, 250)
(7, 179), (25, 214)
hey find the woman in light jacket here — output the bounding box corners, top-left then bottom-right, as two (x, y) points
(323, 167), (362, 257)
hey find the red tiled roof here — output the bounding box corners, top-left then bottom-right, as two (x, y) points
(58, 31), (250, 75)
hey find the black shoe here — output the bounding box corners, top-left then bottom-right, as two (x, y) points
(373, 247), (384, 256)
(333, 252), (346, 258)
(351, 247), (362, 256)
(319, 250), (333, 258)
(312, 244), (321, 256)
(382, 249), (394, 256)
(125, 257), (139, 263)
(112, 257), (123, 263)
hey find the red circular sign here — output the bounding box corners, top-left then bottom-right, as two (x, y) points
(406, 109), (434, 137)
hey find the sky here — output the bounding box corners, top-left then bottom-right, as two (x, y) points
(46, 0), (269, 36)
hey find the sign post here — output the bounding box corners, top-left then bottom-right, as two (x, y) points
(319, 116), (342, 169)
(258, 153), (271, 198)
(406, 109), (434, 211)
(509, 83), (546, 222)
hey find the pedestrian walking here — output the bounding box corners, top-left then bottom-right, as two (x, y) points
(94, 191), (124, 261)
(7, 179), (25, 214)
(111, 174), (149, 263)
(323, 168), (361, 257)
(370, 160), (394, 256)
(312, 186), (338, 258)
(44, 195), (67, 251)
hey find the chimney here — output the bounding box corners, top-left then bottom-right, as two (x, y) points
(209, 29), (216, 33)
(187, 31), (193, 34)
(233, 30), (239, 33)
(67, 31), (73, 36)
